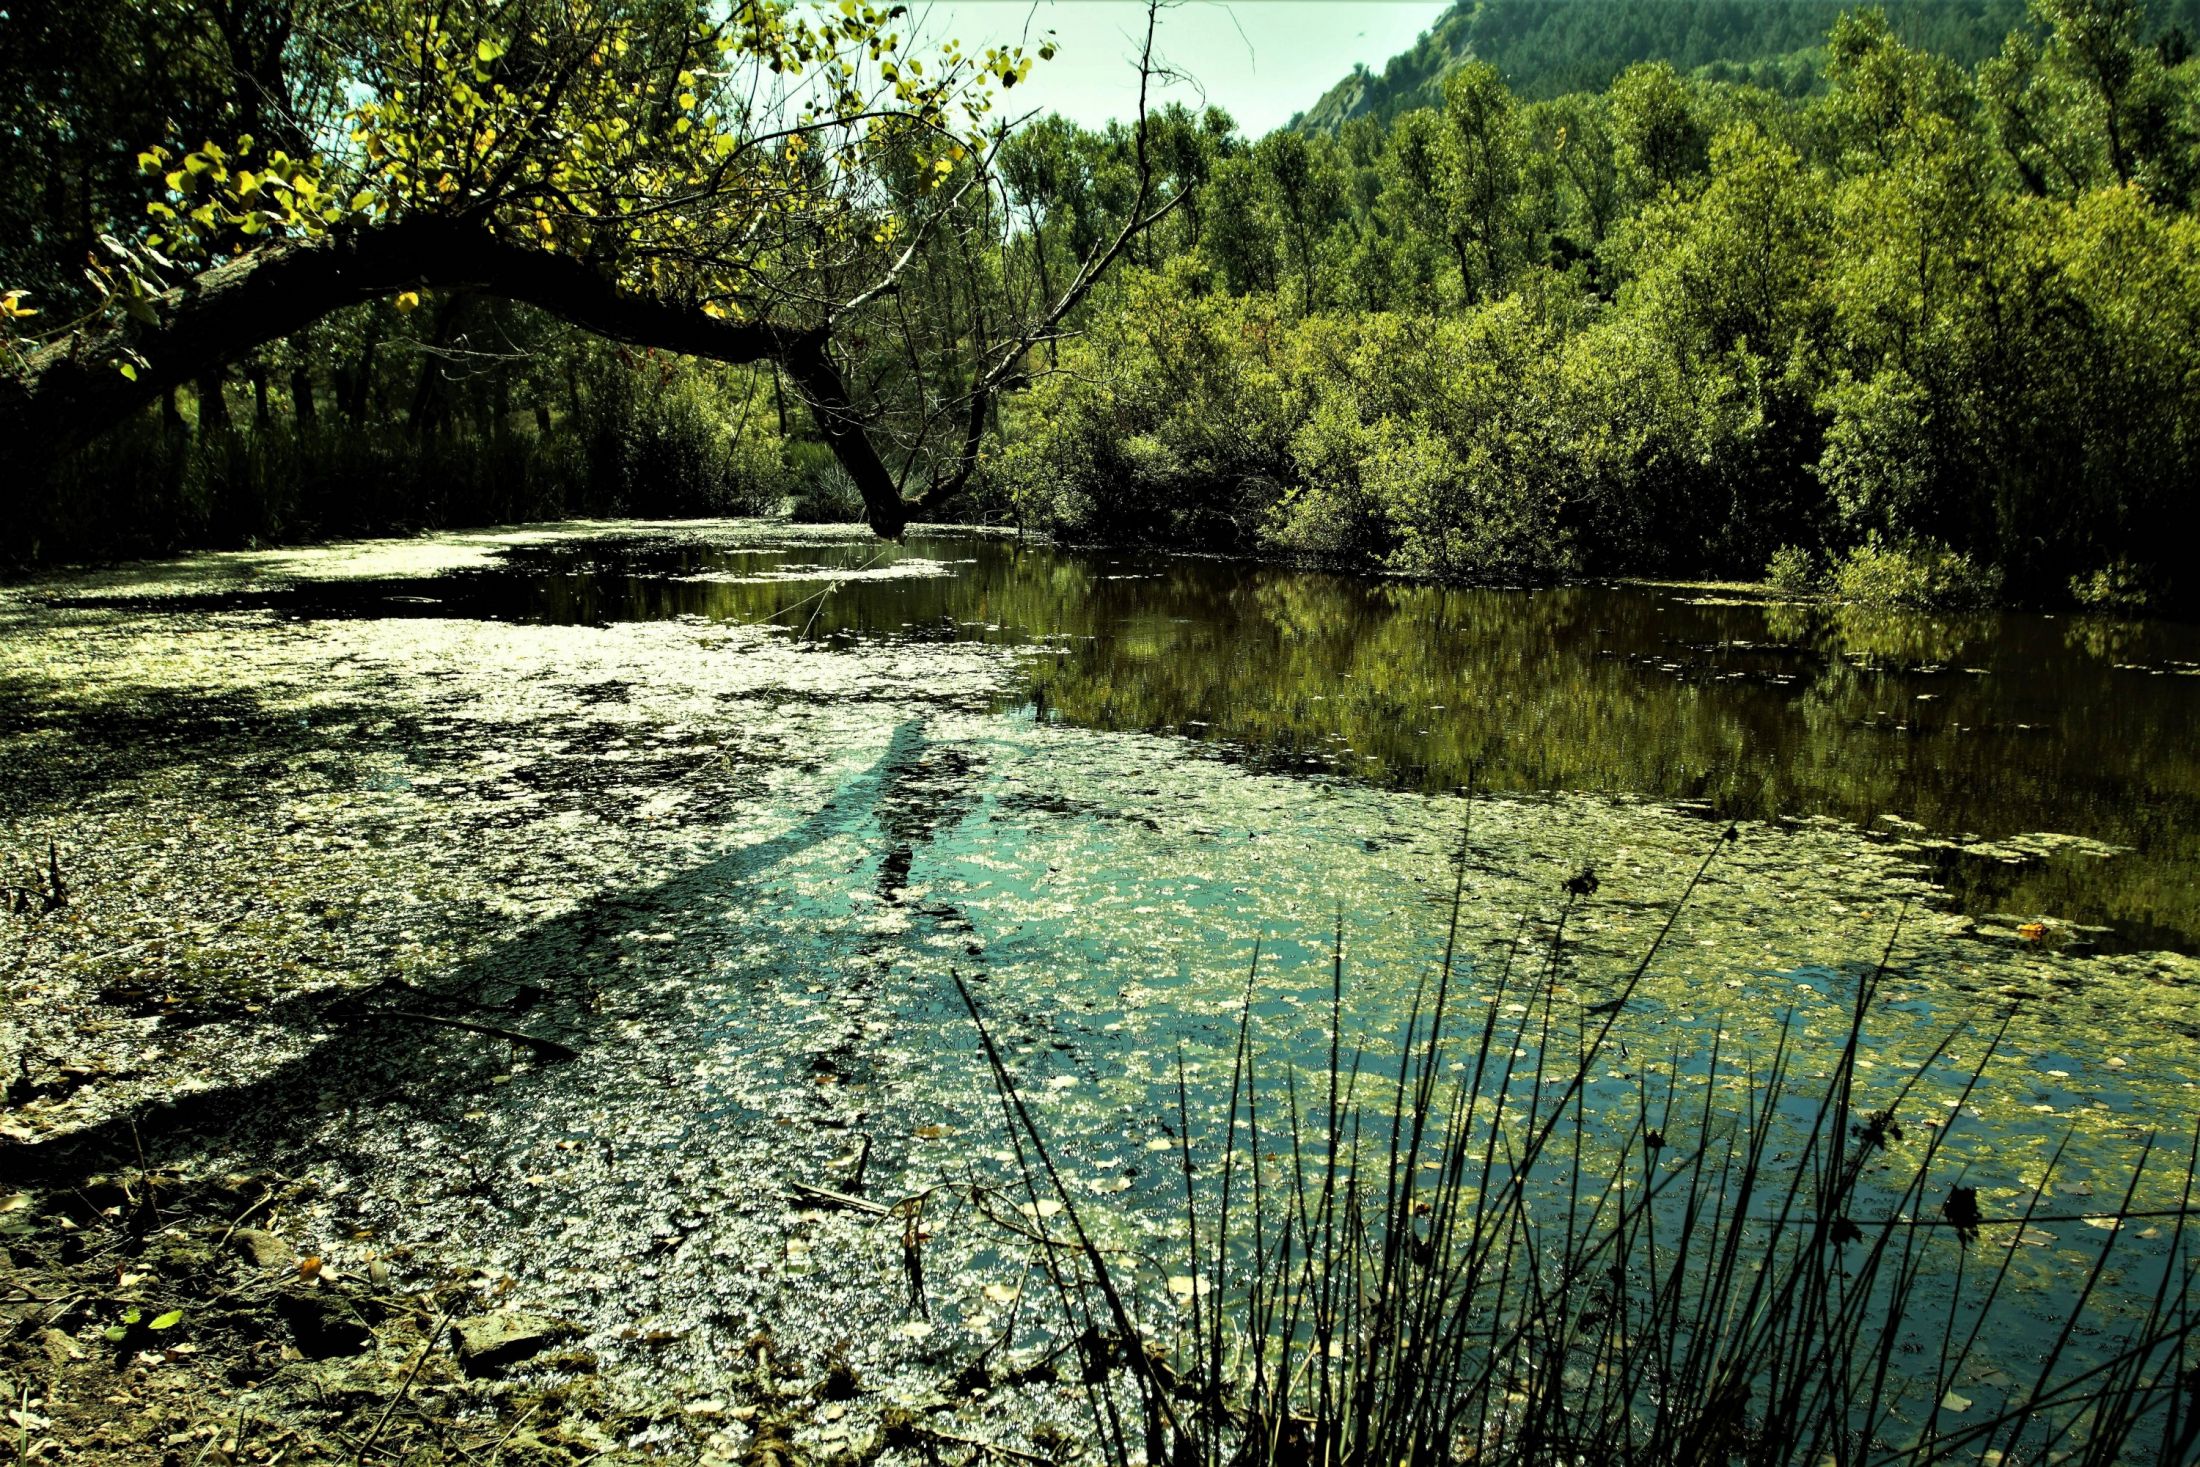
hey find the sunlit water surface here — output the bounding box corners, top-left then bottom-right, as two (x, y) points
(4, 521), (2196, 1454)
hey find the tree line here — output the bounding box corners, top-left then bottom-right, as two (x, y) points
(0, 0), (1174, 557)
(998, 0), (2200, 610)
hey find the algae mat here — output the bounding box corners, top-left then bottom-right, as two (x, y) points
(2, 521), (2194, 1458)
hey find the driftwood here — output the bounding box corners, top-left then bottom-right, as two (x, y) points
(376, 1009), (580, 1061)
(786, 1181), (890, 1216)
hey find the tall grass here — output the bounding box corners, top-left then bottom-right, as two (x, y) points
(958, 823), (2198, 1466)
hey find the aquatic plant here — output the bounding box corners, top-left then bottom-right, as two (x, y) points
(961, 824), (2199, 1466)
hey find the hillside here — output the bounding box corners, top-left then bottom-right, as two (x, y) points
(1293, 0), (2200, 128)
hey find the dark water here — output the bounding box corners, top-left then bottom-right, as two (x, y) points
(59, 527), (2200, 953)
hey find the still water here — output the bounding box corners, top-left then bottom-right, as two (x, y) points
(88, 524), (2199, 955)
(10, 521), (2197, 1454)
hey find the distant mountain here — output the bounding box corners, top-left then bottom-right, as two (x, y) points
(1291, 0), (2200, 129)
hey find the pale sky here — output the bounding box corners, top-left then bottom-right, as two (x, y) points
(904, 2), (1451, 137)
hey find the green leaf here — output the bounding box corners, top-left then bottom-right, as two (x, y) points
(117, 362), (138, 381)
(148, 1309), (183, 1330)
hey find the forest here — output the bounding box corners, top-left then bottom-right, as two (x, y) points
(1293, 0), (2200, 120)
(1010, 0), (2200, 610)
(5, 0), (2198, 611)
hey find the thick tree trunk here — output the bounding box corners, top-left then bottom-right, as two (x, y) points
(340, 319), (382, 421)
(1, 218), (922, 536)
(196, 366), (232, 434)
(406, 295), (467, 441)
(290, 364), (317, 427)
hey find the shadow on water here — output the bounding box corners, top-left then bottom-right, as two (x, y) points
(37, 527), (2200, 952)
(0, 680), (435, 819)
(0, 718), (951, 1186)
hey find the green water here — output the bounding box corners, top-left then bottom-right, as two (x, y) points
(63, 522), (2193, 952)
(3, 521), (2195, 1455)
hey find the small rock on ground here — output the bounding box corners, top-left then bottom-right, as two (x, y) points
(232, 1227), (295, 1268)
(452, 1312), (580, 1374)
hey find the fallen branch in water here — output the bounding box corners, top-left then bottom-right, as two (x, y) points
(355, 1301), (456, 1465)
(882, 1411), (1058, 1465)
(786, 1181), (890, 1216)
(375, 1011), (580, 1061)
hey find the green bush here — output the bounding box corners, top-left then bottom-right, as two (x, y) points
(1000, 268), (1298, 548)
(2069, 560), (2158, 614)
(1765, 543), (1820, 595)
(788, 460), (865, 523)
(1830, 534), (2002, 609)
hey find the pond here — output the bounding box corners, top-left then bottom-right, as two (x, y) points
(50, 522), (2196, 953)
(3, 521), (2196, 1457)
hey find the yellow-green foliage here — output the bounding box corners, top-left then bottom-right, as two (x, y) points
(1831, 534), (2004, 610)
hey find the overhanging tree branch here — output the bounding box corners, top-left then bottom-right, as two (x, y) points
(0, 217), (942, 535)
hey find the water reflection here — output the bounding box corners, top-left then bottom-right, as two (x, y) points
(66, 527), (2200, 952)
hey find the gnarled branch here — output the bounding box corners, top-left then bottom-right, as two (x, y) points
(1, 217), (932, 536)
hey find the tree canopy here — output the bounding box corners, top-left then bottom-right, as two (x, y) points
(0, 0), (1175, 536)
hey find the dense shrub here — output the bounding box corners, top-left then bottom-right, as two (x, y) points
(565, 348), (788, 518)
(1831, 534), (2003, 609)
(1765, 543), (1821, 594)
(2069, 559), (2161, 614)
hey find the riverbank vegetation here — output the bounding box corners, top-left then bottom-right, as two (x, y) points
(7, 0), (2198, 611)
(998, 0), (2200, 611)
